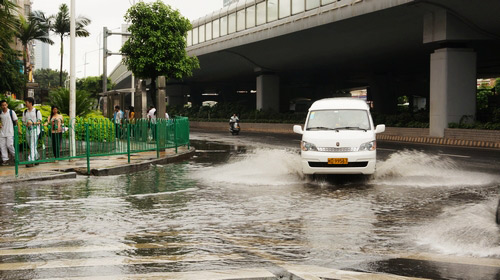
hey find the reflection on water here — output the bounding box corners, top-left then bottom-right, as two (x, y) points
(0, 140), (498, 279)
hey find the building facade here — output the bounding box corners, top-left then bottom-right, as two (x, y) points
(34, 40), (50, 70)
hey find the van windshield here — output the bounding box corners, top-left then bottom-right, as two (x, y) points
(306, 109), (371, 131)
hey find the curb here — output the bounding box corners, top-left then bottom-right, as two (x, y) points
(86, 147), (196, 176)
(376, 134), (500, 149)
(0, 172), (77, 184)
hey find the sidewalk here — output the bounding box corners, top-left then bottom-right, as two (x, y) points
(0, 146), (195, 184)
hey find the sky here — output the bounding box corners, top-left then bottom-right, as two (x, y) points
(31, 0), (223, 79)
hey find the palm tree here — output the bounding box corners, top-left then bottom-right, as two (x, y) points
(16, 13), (54, 98)
(50, 4), (91, 86)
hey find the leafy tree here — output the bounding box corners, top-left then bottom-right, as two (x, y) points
(121, 1), (199, 107)
(0, 45), (23, 95)
(16, 13), (54, 98)
(0, 94), (24, 115)
(49, 4), (91, 86)
(496, 78), (500, 94)
(48, 87), (94, 116)
(0, 0), (18, 58)
(76, 75), (113, 98)
(477, 85), (494, 111)
(33, 68), (67, 90)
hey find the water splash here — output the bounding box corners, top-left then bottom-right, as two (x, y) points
(371, 150), (497, 188)
(414, 198), (500, 257)
(192, 148), (304, 186)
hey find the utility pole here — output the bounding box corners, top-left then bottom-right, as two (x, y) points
(102, 26), (108, 94)
(70, 0), (76, 157)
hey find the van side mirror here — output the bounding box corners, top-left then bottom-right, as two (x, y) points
(375, 124), (386, 134)
(293, 125), (303, 135)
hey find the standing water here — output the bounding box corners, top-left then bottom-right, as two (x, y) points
(0, 140), (499, 279)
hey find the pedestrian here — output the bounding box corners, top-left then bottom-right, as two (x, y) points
(128, 106), (135, 121)
(47, 105), (63, 159)
(147, 106), (156, 141)
(128, 106), (135, 137)
(113, 105), (124, 139)
(165, 111), (169, 120)
(22, 97), (42, 167)
(0, 100), (18, 166)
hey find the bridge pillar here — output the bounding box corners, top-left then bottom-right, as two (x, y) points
(430, 48), (476, 137)
(256, 74), (280, 111)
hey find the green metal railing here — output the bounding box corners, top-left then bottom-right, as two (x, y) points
(14, 117), (190, 176)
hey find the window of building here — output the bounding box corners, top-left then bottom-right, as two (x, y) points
(213, 19), (220, 38)
(306, 0), (320, 10)
(220, 16), (228, 36)
(292, 0), (305, 14)
(199, 24), (205, 43)
(246, 5), (256, 28)
(267, 0), (278, 22)
(256, 2), (267, 25)
(186, 30), (192, 46)
(237, 9), (245, 31)
(228, 12), (236, 33)
(279, 0), (291, 19)
(205, 22), (212, 41)
(192, 27), (199, 45)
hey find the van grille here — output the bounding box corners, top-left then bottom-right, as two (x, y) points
(308, 161), (368, 168)
(317, 147), (359, 152)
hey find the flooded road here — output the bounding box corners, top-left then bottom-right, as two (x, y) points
(0, 132), (499, 279)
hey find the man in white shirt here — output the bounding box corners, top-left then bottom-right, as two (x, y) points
(147, 106), (157, 141)
(0, 100), (18, 165)
(113, 105), (124, 139)
(22, 97), (42, 166)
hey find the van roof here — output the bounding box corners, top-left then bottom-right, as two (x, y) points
(309, 98), (369, 111)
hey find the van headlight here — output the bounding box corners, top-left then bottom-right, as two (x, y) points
(359, 140), (376, 151)
(301, 141), (318, 151)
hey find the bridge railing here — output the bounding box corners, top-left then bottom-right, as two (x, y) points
(13, 117), (190, 176)
(187, 0), (362, 47)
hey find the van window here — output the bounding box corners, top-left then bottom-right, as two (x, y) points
(306, 109), (371, 130)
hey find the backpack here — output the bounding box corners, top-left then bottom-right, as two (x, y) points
(8, 109), (17, 127)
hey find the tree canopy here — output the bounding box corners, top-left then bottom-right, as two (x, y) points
(48, 4), (91, 86)
(33, 68), (67, 90)
(48, 87), (94, 116)
(76, 76), (113, 98)
(121, 1), (199, 105)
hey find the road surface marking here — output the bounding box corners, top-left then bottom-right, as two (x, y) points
(437, 153), (471, 158)
(0, 254), (244, 271)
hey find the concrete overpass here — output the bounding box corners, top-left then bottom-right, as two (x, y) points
(111, 0), (500, 137)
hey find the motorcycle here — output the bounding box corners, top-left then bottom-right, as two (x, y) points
(229, 121), (240, 135)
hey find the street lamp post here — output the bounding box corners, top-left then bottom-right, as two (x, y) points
(70, 0), (76, 157)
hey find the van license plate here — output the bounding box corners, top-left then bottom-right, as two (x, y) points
(328, 158), (348, 165)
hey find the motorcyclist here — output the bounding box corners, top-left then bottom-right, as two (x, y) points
(229, 114), (239, 130)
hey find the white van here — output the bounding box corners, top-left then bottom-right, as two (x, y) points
(293, 98), (385, 175)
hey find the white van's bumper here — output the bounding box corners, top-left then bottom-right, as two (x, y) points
(301, 150), (376, 175)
